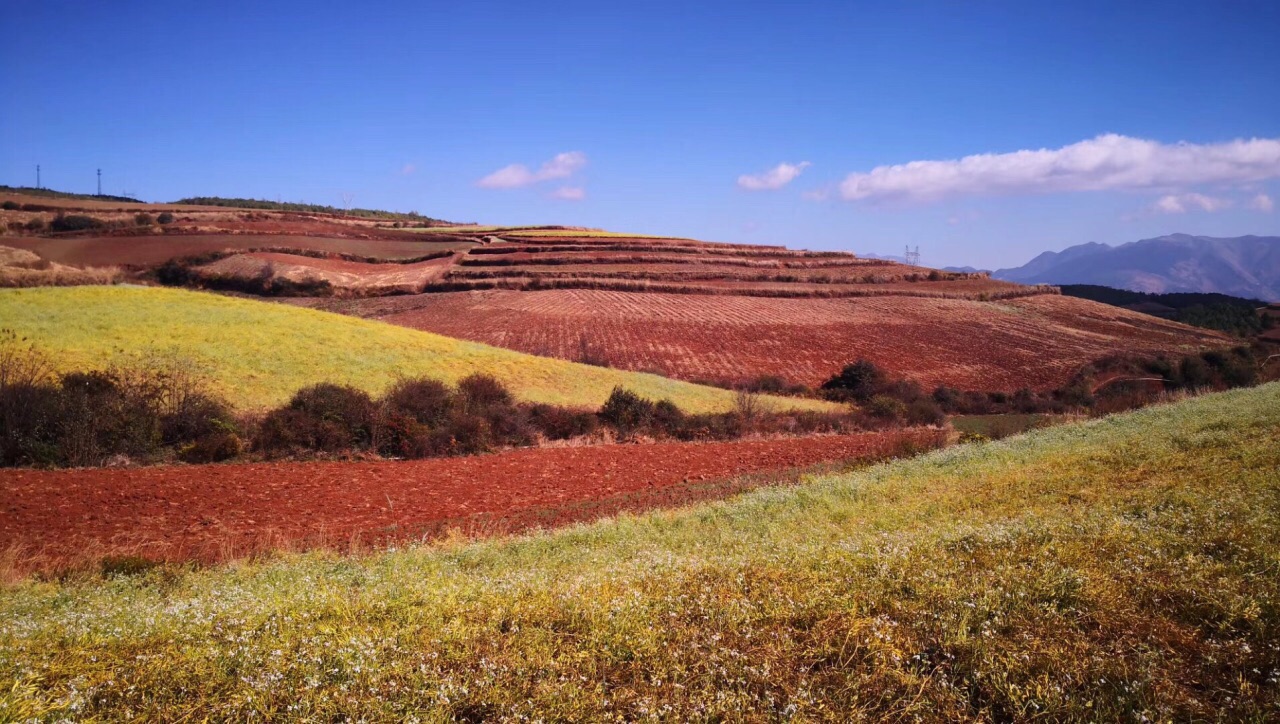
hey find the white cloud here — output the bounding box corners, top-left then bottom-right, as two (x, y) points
(550, 186), (585, 201)
(838, 134), (1280, 203)
(1151, 192), (1232, 214)
(738, 161), (811, 191)
(478, 151), (587, 189)
(400, 163), (417, 176)
(1250, 192), (1274, 212)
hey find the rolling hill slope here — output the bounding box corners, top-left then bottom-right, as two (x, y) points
(0, 286), (834, 413)
(2, 383), (1276, 719)
(308, 289), (1227, 392)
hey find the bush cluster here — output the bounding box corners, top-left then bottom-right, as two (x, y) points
(48, 214), (104, 233)
(255, 374), (598, 460)
(154, 257), (334, 297)
(925, 345), (1270, 417)
(595, 387), (859, 442)
(0, 341), (239, 467)
(819, 360), (945, 425)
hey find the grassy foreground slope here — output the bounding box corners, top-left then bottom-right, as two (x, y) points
(3, 386), (1278, 720)
(0, 286), (831, 413)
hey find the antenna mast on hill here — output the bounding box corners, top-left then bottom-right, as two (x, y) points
(904, 245), (921, 266)
(97, 169), (102, 196)
(36, 165), (41, 189)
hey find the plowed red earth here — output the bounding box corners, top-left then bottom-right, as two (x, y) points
(0, 431), (937, 572)
(326, 289), (1225, 390)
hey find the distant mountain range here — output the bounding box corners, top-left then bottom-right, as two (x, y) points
(992, 234), (1280, 301)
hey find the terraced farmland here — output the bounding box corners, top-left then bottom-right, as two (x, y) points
(0, 201), (1229, 391)
(337, 289), (1223, 391)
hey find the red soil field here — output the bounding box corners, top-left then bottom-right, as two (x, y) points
(345, 289), (1226, 390)
(4, 234), (466, 266)
(0, 431), (938, 572)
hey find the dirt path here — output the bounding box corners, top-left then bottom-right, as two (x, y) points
(1, 431), (940, 571)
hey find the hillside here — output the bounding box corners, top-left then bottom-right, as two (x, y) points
(0, 286), (832, 413)
(304, 289), (1226, 392)
(0, 192), (1228, 391)
(994, 234), (1280, 300)
(2, 383), (1276, 719)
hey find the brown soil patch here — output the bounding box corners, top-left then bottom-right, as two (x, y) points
(0, 431), (937, 572)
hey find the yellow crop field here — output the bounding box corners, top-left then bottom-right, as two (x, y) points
(0, 286), (837, 413)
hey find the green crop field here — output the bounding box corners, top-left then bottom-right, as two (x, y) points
(2, 384), (1277, 719)
(0, 286), (834, 413)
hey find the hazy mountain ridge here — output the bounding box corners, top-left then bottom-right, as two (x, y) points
(993, 234), (1280, 301)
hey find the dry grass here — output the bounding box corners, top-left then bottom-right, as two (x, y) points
(0, 245), (123, 287)
(0, 384), (1276, 719)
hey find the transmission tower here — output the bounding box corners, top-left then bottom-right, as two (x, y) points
(904, 245), (921, 266)
(341, 192), (355, 211)
(36, 165), (41, 189)
(97, 169), (102, 196)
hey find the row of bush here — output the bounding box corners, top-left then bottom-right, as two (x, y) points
(0, 338), (885, 469)
(154, 257), (335, 297)
(0, 342), (239, 468)
(2, 211), (176, 235)
(171, 196), (444, 223)
(820, 345), (1273, 418)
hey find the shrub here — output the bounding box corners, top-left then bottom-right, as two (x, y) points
(254, 408), (302, 454)
(527, 404), (597, 440)
(1, 200), (19, 211)
(156, 212), (175, 225)
(134, 213), (154, 226)
(155, 259), (194, 286)
(56, 370), (165, 466)
(457, 374), (512, 411)
(866, 395), (907, 422)
(179, 429), (243, 463)
(1177, 356), (1213, 389)
(821, 360), (885, 402)
(733, 389), (767, 423)
(1011, 387), (1038, 414)
(0, 336), (60, 466)
(651, 399), (685, 437)
(257, 384), (374, 456)
(24, 218), (45, 232)
(599, 387), (654, 437)
(383, 378), (453, 426)
(932, 386), (961, 410)
(905, 397), (945, 426)
(49, 214), (103, 233)
(161, 391), (236, 445)
(431, 413), (492, 456)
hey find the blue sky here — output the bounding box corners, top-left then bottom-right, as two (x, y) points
(2, 0), (1278, 268)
